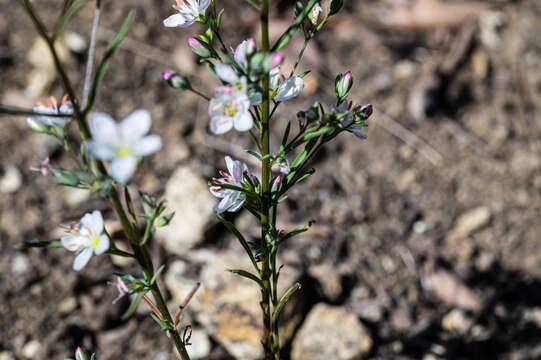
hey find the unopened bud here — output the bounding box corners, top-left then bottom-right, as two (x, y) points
(309, 3), (323, 25)
(156, 212), (175, 227)
(75, 347), (88, 360)
(26, 117), (47, 133)
(246, 38), (256, 55)
(335, 71), (353, 102)
(269, 53), (284, 68)
(357, 104), (373, 120)
(329, 0), (343, 15)
(52, 169), (79, 186)
(188, 37), (211, 58)
(162, 71), (191, 90)
(271, 175), (282, 192)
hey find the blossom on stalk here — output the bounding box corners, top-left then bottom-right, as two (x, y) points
(209, 87), (253, 134)
(272, 157), (290, 174)
(270, 67), (304, 102)
(209, 156), (253, 213)
(88, 110), (162, 182)
(234, 38), (256, 68)
(26, 95), (73, 130)
(214, 63), (261, 105)
(61, 210), (109, 271)
(163, 0), (210, 28)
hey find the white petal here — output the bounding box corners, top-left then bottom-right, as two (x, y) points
(274, 77), (304, 102)
(94, 234), (110, 255)
(85, 210), (104, 235)
(269, 67), (281, 90)
(225, 156), (236, 177)
(120, 110), (151, 140)
(89, 113), (118, 144)
(61, 234), (86, 252)
(227, 196), (245, 212)
(198, 0), (211, 13)
(164, 13), (190, 27)
(213, 194), (234, 214)
(134, 135), (162, 156)
(233, 112), (253, 132)
(111, 156), (138, 182)
(73, 248), (93, 271)
(88, 141), (116, 160)
(209, 186), (226, 198)
(215, 63), (239, 84)
(210, 116), (233, 134)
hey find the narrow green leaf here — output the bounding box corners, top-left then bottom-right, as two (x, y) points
(272, 282), (301, 325)
(272, 0), (319, 51)
(302, 125), (333, 141)
(150, 264), (166, 285)
(281, 121), (291, 146)
(121, 291), (145, 320)
(298, 70), (311, 78)
(279, 221), (313, 244)
(245, 149), (262, 160)
(15, 241), (63, 250)
(55, 0), (87, 38)
(294, 168), (315, 185)
(0, 105), (69, 117)
(84, 10), (135, 113)
(291, 148), (308, 169)
(217, 215), (259, 271)
(106, 247), (135, 258)
(227, 269), (263, 289)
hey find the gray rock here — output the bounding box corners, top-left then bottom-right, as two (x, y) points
(0, 351), (15, 360)
(308, 263), (342, 302)
(291, 303), (372, 360)
(21, 340), (41, 359)
(186, 328), (212, 360)
(155, 166), (215, 253)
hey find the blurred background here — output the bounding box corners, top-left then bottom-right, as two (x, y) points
(1, 0), (541, 359)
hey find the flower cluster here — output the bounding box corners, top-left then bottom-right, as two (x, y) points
(209, 156), (255, 213)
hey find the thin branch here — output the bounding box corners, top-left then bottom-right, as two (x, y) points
(174, 282), (201, 329)
(82, 0), (101, 109)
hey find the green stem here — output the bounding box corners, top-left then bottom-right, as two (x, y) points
(109, 189), (191, 360)
(259, 0), (275, 359)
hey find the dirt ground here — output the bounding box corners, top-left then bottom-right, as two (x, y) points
(1, 0), (541, 359)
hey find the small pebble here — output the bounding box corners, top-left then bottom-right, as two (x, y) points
(0, 165), (22, 193)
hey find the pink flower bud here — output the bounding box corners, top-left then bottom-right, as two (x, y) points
(188, 37), (211, 58)
(270, 53), (284, 68)
(246, 38), (256, 55)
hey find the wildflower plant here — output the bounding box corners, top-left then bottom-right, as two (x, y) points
(1, 0), (374, 359)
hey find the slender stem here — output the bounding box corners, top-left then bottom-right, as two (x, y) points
(109, 189), (191, 360)
(82, 0), (101, 109)
(188, 88), (211, 101)
(289, 37), (310, 78)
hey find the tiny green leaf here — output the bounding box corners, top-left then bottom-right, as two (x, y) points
(121, 291), (145, 320)
(227, 269), (263, 289)
(217, 214), (259, 271)
(55, 0), (88, 38)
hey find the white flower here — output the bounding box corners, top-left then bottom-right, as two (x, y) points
(88, 110), (162, 182)
(209, 86), (253, 134)
(269, 67), (304, 102)
(233, 38), (256, 68)
(61, 210), (109, 271)
(163, 0), (210, 28)
(209, 156), (253, 213)
(215, 63), (261, 105)
(26, 95), (73, 129)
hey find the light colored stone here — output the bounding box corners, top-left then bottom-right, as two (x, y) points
(0, 351), (15, 360)
(58, 297), (78, 315)
(64, 187), (91, 207)
(292, 304), (372, 360)
(0, 165), (22, 193)
(448, 206), (491, 241)
(441, 309), (471, 334)
(21, 340), (41, 359)
(190, 250), (301, 360)
(11, 254), (30, 275)
(186, 328), (211, 359)
(155, 166), (215, 252)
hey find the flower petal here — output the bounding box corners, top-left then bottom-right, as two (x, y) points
(94, 234), (110, 255)
(233, 112), (253, 132)
(61, 234), (86, 252)
(87, 210), (104, 235)
(73, 248), (93, 271)
(89, 113), (118, 144)
(120, 110), (151, 140)
(227, 194), (245, 212)
(134, 135), (162, 156)
(164, 13), (190, 27)
(209, 185), (226, 198)
(274, 77), (304, 102)
(111, 156), (138, 182)
(213, 194), (234, 213)
(88, 141), (116, 160)
(225, 156), (235, 177)
(210, 116), (233, 134)
(215, 63), (239, 84)
(198, 0), (211, 13)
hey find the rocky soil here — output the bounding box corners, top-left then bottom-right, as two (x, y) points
(1, 0), (541, 359)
